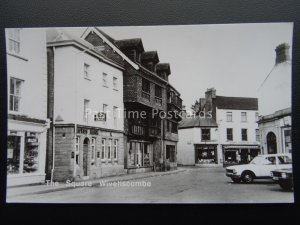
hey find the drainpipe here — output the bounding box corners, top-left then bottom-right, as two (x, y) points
(50, 46), (56, 183)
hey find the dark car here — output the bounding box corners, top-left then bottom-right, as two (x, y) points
(270, 168), (293, 191)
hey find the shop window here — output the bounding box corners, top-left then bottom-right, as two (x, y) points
(23, 132), (39, 173)
(255, 129), (260, 142)
(166, 145), (176, 163)
(113, 139), (118, 160)
(8, 29), (21, 54)
(196, 146), (216, 164)
(226, 112), (232, 122)
(227, 128), (233, 141)
(201, 129), (210, 141)
(241, 112), (247, 122)
(101, 138), (106, 160)
(241, 129), (248, 141)
(9, 77), (23, 112)
(7, 135), (21, 174)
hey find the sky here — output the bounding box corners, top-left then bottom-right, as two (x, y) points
(99, 23), (293, 110)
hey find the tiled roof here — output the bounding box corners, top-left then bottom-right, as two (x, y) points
(156, 63), (171, 74)
(215, 96), (258, 110)
(115, 38), (144, 51)
(179, 117), (218, 129)
(141, 51), (159, 62)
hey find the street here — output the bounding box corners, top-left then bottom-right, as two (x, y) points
(7, 167), (294, 203)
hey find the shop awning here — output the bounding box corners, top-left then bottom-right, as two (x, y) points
(224, 145), (260, 149)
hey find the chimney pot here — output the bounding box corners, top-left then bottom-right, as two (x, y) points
(275, 43), (290, 64)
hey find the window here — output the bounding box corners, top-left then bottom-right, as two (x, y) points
(255, 129), (260, 142)
(91, 138), (96, 161)
(227, 128), (233, 141)
(166, 145), (176, 163)
(142, 78), (150, 101)
(113, 77), (118, 90)
(113, 139), (118, 160)
(226, 112), (232, 122)
(167, 120), (171, 132)
(23, 132), (40, 174)
(8, 29), (21, 54)
(241, 129), (248, 141)
(241, 112), (247, 122)
(171, 122), (178, 134)
(107, 139), (112, 159)
(84, 63), (90, 78)
(255, 112), (259, 122)
(7, 135), (21, 174)
(102, 73), (108, 87)
(101, 139), (106, 159)
(83, 99), (90, 122)
(201, 129), (210, 141)
(9, 78), (23, 112)
(113, 106), (118, 128)
(127, 49), (136, 61)
(155, 85), (162, 98)
(75, 136), (80, 165)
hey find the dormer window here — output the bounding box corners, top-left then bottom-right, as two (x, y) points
(146, 62), (153, 71)
(127, 49), (136, 61)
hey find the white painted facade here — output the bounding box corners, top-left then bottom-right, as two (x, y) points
(52, 45), (124, 131)
(6, 28), (48, 186)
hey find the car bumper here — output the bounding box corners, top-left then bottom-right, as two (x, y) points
(226, 173), (241, 179)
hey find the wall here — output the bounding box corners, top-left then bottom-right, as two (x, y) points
(53, 46), (124, 131)
(258, 62), (291, 116)
(177, 128), (195, 165)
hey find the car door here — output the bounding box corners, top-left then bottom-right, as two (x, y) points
(256, 156), (277, 177)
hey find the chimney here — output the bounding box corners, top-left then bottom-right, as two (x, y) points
(205, 88), (216, 102)
(275, 43), (290, 64)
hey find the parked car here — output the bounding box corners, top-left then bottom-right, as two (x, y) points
(226, 153), (292, 183)
(271, 168), (293, 191)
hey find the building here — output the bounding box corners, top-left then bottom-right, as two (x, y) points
(46, 28), (126, 181)
(258, 43), (292, 155)
(82, 27), (182, 173)
(6, 28), (49, 186)
(178, 88), (260, 167)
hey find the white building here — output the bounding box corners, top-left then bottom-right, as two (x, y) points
(178, 88), (260, 167)
(46, 28), (126, 181)
(258, 43), (292, 155)
(6, 28), (49, 186)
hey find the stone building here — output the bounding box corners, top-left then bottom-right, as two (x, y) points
(46, 28), (126, 181)
(82, 27), (182, 173)
(6, 28), (49, 186)
(258, 43), (292, 155)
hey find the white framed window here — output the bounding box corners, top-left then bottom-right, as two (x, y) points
(241, 112), (247, 122)
(84, 63), (90, 78)
(8, 29), (21, 54)
(113, 139), (118, 160)
(113, 77), (118, 90)
(107, 139), (112, 160)
(91, 138), (96, 161)
(101, 138), (106, 160)
(255, 112), (259, 122)
(113, 106), (118, 128)
(83, 99), (90, 122)
(103, 73), (108, 87)
(255, 129), (260, 142)
(226, 112), (232, 122)
(75, 136), (80, 165)
(9, 77), (23, 112)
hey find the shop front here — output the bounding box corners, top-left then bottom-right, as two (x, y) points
(7, 118), (48, 186)
(126, 140), (154, 173)
(195, 144), (218, 165)
(222, 145), (261, 166)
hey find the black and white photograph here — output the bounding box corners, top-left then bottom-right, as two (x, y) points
(5, 22), (294, 203)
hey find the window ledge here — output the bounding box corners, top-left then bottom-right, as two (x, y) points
(7, 52), (29, 61)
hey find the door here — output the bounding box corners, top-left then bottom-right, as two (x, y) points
(83, 138), (89, 176)
(267, 132), (277, 154)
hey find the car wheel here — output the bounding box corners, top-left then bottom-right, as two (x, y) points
(231, 178), (241, 183)
(279, 181), (293, 191)
(242, 171), (254, 183)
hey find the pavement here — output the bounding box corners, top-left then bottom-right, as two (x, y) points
(6, 167), (294, 203)
(6, 167), (186, 199)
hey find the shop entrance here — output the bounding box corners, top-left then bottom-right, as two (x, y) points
(83, 138), (90, 176)
(267, 132), (277, 154)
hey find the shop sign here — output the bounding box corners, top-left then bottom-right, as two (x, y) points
(95, 112), (106, 121)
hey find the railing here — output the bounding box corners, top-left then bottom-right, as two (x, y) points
(130, 123), (146, 136)
(168, 95), (182, 109)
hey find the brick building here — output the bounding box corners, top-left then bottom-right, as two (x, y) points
(82, 27), (182, 173)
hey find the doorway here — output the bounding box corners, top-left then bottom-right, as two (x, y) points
(83, 137), (90, 176)
(267, 132), (277, 154)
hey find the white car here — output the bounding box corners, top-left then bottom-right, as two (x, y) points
(225, 153), (292, 183)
